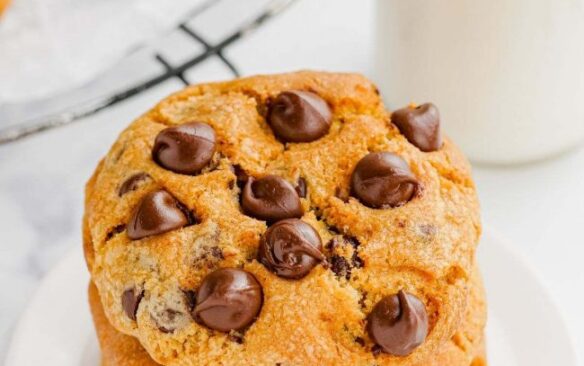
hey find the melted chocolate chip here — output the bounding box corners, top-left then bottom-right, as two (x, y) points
(193, 268), (262, 332)
(352, 252), (364, 269)
(127, 190), (190, 240)
(351, 152), (419, 208)
(210, 246), (224, 259)
(359, 291), (368, 308)
(105, 224), (126, 241)
(330, 255), (351, 280)
(154, 309), (188, 333)
(268, 90), (332, 142)
(367, 291), (428, 356)
(327, 235), (363, 276)
(295, 177), (307, 198)
(345, 235), (360, 249)
(258, 219), (325, 279)
(193, 245), (224, 270)
(241, 175), (303, 222)
(183, 290), (197, 311)
(228, 331), (244, 344)
(152, 122), (216, 175)
(122, 288), (144, 321)
(371, 345), (383, 357)
(354, 336), (366, 347)
(118, 173), (151, 197)
(327, 225), (342, 236)
(392, 103), (442, 152)
(232, 164), (249, 188)
(325, 237), (339, 251)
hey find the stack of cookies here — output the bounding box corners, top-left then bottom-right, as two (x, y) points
(84, 71), (486, 365)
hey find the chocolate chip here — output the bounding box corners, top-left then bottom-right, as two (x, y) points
(371, 345), (383, 357)
(122, 288), (144, 321)
(330, 255), (351, 280)
(354, 336), (365, 347)
(328, 235), (363, 279)
(351, 152), (419, 208)
(258, 219), (325, 279)
(193, 268), (263, 332)
(183, 290), (197, 311)
(228, 331), (244, 344)
(210, 246), (224, 259)
(232, 164), (249, 188)
(118, 173), (151, 196)
(268, 90), (332, 143)
(345, 236), (363, 267)
(325, 237), (340, 251)
(127, 190), (190, 240)
(105, 224), (126, 241)
(345, 235), (360, 249)
(193, 245), (224, 270)
(295, 177), (307, 198)
(367, 291), (428, 356)
(155, 309), (187, 333)
(152, 122), (216, 175)
(241, 175), (303, 222)
(359, 291), (368, 308)
(327, 225), (342, 236)
(392, 103), (442, 152)
(352, 252), (364, 269)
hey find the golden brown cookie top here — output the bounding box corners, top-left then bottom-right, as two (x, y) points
(84, 71), (480, 365)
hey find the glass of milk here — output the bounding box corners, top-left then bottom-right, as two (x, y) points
(375, 0), (584, 164)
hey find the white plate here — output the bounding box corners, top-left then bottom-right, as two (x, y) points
(4, 228), (579, 366)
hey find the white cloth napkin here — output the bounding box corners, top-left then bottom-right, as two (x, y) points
(0, 0), (204, 103)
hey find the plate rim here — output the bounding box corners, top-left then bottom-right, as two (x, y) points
(479, 225), (580, 365)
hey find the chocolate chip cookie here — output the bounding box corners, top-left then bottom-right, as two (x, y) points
(84, 71), (485, 365)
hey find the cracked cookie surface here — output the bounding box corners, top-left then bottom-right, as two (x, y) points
(84, 71), (483, 365)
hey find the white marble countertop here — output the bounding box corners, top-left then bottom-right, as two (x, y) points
(1, 0), (583, 364)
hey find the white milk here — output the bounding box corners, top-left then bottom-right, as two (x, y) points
(375, 0), (584, 164)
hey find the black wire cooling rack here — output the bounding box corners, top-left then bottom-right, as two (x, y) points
(0, 0), (298, 145)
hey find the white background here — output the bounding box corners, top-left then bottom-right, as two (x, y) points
(0, 0), (583, 364)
